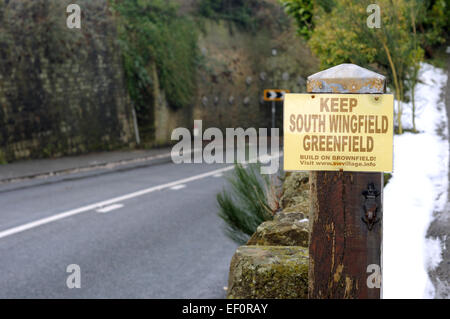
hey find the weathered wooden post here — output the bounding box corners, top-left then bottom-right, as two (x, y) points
(284, 64), (393, 299)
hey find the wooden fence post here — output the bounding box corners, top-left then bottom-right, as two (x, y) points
(306, 64), (385, 299)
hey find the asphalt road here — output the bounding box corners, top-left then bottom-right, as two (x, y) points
(426, 54), (450, 298)
(0, 159), (241, 298)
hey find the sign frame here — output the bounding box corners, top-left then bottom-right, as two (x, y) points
(283, 93), (394, 173)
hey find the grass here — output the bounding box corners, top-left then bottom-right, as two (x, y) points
(217, 162), (280, 245)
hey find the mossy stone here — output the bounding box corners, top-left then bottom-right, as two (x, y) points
(227, 246), (309, 299)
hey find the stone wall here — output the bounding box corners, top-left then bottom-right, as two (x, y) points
(151, 62), (193, 146)
(151, 2), (319, 143)
(193, 19), (317, 131)
(226, 172), (311, 299)
(0, 0), (135, 162)
(0, 0), (318, 162)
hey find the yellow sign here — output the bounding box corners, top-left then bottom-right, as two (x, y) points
(284, 94), (394, 172)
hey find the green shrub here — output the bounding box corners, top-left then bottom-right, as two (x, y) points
(217, 163), (279, 245)
(110, 0), (199, 111)
(0, 149), (7, 165)
(279, 0), (314, 39)
(416, 0), (449, 55)
(198, 0), (276, 31)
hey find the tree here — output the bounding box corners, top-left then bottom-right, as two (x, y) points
(407, 0), (425, 132)
(284, 0), (448, 134)
(287, 0), (425, 134)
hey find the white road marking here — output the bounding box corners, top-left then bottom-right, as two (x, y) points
(0, 152), (282, 240)
(0, 166), (234, 239)
(170, 184), (186, 191)
(213, 173), (223, 178)
(96, 204), (124, 213)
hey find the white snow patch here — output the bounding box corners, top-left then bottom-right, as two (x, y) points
(425, 237), (443, 271)
(383, 63), (448, 299)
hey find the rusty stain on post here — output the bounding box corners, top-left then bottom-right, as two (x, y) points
(307, 63), (384, 299)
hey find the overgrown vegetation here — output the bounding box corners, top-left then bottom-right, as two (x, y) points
(281, 0), (449, 134)
(110, 0), (199, 140)
(198, 0), (289, 31)
(198, 0), (261, 30)
(217, 163), (281, 244)
(0, 150), (7, 165)
(279, 0), (332, 39)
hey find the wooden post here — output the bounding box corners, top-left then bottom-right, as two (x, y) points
(306, 64), (385, 299)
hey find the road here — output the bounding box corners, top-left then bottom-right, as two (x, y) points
(426, 53), (450, 298)
(0, 158), (241, 298)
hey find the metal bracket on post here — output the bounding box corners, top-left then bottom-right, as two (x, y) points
(362, 183), (380, 231)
